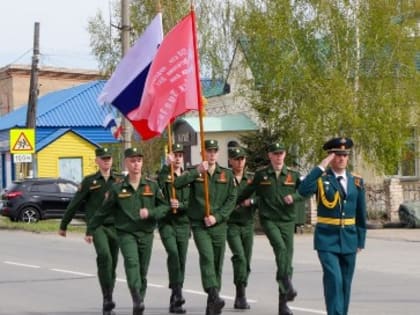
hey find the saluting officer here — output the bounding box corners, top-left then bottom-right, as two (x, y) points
(157, 143), (190, 314)
(59, 147), (120, 315)
(238, 142), (302, 315)
(298, 137), (367, 315)
(86, 147), (170, 315)
(174, 139), (237, 315)
(227, 146), (257, 310)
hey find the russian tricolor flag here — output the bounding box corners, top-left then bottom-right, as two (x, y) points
(97, 13), (164, 117)
(103, 112), (123, 140)
(127, 12), (200, 140)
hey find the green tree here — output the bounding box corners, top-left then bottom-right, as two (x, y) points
(234, 0), (419, 173)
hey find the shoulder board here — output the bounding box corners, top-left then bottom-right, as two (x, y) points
(85, 172), (99, 180)
(256, 165), (269, 172)
(352, 173), (364, 188)
(145, 177), (157, 183)
(351, 172), (363, 179)
(286, 167), (299, 173)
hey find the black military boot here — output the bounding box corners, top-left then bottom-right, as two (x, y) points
(130, 288), (145, 315)
(102, 287), (116, 315)
(283, 276), (297, 302)
(205, 287), (225, 315)
(278, 293), (293, 315)
(234, 283), (250, 309)
(169, 284), (186, 313)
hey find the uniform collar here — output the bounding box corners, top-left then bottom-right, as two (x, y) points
(121, 175), (148, 188)
(268, 164), (287, 175)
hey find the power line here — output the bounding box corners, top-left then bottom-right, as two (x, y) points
(2, 49), (32, 66)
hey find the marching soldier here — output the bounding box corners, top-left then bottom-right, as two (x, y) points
(227, 146), (257, 309)
(298, 137), (367, 315)
(58, 147), (120, 315)
(157, 143), (191, 314)
(238, 142), (302, 315)
(174, 139), (237, 315)
(85, 147), (170, 315)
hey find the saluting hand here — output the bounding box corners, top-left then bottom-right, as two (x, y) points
(320, 153), (335, 169)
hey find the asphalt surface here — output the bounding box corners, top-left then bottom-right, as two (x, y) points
(0, 227), (419, 315)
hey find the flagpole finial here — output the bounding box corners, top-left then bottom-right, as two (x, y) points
(156, 0), (162, 12)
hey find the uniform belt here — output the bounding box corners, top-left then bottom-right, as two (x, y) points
(317, 217), (355, 226)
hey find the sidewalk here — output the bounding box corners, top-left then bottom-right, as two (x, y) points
(367, 228), (420, 242)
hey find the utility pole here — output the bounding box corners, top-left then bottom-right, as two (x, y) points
(121, 0), (132, 152)
(25, 22), (40, 178)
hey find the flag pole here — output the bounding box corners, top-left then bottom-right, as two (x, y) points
(166, 123), (178, 214)
(190, 6), (211, 217)
(156, 0), (177, 213)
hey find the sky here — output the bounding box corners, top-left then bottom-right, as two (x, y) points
(0, 0), (112, 70)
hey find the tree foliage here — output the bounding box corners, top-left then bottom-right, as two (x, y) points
(234, 0), (420, 173)
(87, 0), (420, 175)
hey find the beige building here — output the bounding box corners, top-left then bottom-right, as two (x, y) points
(0, 64), (102, 115)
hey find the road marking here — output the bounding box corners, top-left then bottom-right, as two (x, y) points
(2, 261), (326, 314)
(4, 261), (40, 268)
(50, 268), (94, 277)
(290, 306), (327, 314)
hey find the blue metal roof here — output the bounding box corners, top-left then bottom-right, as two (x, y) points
(0, 77), (231, 152)
(36, 128), (99, 151)
(0, 78), (229, 132)
(0, 80), (109, 131)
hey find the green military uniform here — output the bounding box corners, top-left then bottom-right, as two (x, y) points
(226, 146), (257, 309)
(298, 137), (367, 315)
(87, 148), (170, 315)
(157, 143), (190, 314)
(174, 139), (237, 315)
(238, 142), (303, 315)
(59, 147), (119, 314)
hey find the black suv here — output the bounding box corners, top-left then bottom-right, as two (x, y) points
(0, 178), (85, 223)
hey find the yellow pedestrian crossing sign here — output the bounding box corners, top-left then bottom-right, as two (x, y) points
(10, 128), (35, 154)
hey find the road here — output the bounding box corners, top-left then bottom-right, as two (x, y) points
(0, 228), (419, 315)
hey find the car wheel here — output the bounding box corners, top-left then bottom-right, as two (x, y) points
(19, 207), (40, 223)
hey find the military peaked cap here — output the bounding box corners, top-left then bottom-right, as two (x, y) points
(124, 147), (143, 158)
(268, 142), (286, 153)
(204, 139), (219, 150)
(95, 147), (112, 158)
(171, 143), (184, 153)
(228, 146), (247, 159)
(323, 137), (353, 154)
